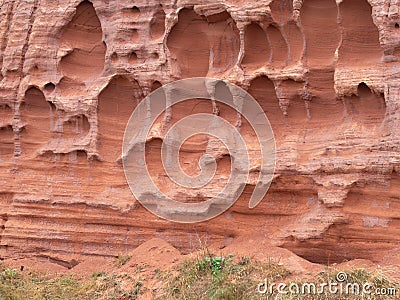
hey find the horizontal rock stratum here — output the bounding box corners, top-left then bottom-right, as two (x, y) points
(0, 0), (400, 265)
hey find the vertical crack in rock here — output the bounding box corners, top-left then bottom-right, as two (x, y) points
(300, 0), (339, 67)
(266, 25), (289, 67)
(283, 21), (304, 65)
(59, 1), (106, 81)
(19, 0), (38, 74)
(338, 0), (383, 66)
(167, 7), (239, 78)
(20, 87), (54, 157)
(270, 0), (293, 25)
(98, 76), (141, 162)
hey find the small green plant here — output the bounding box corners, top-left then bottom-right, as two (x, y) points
(1, 268), (19, 279)
(196, 256), (226, 278)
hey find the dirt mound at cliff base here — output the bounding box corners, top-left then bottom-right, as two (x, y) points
(1, 238), (399, 299)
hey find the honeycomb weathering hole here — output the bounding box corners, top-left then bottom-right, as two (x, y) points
(284, 21), (304, 64)
(131, 29), (139, 42)
(123, 6), (140, 18)
(62, 114), (90, 140)
(248, 76), (282, 126)
(59, 1), (106, 81)
(242, 23), (271, 70)
(110, 52), (118, 62)
(300, 0), (339, 66)
(338, 0), (383, 65)
(167, 8), (240, 78)
(128, 51), (138, 64)
(344, 82), (386, 125)
(151, 81), (162, 92)
(44, 82), (56, 92)
(267, 25), (289, 67)
(143, 104), (233, 205)
(269, 0), (293, 25)
(20, 87), (53, 157)
(98, 76), (141, 162)
(150, 5), (166, 40)
(242, 20), (304, 69)
(0, 104), (13, 161)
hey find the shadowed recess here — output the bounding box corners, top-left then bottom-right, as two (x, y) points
(344, 82), (386, 125)
(20, 87), (54, 157)
(122, 6), (140, 18)
(98, 76), (141, 162)
(284, 21), (304, 64)
(270, 0), (293, 25)
(282, 172), (400, 264)
(62, 114), (90, 140)
(44, 82), (56, 93)
(267, 25), (288, 67)
(0, 105), (13, 161)
(150, 5), (166, 40)
(128, 51), (138, 64)
(300, 0), (339, 67)
(248, 76), (283, 130)
(167, 8), (239, 78)
(60, 1), (106, 81)
(338, 0), (383, 65)
(151, 81), (162, 92)
(242, 23), (270, 70)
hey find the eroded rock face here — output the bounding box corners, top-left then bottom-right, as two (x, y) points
(0, 0), (400, 265)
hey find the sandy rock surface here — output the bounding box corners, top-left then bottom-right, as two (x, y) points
(0, 0), (399, 268)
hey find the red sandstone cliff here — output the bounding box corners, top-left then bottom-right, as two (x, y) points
(0, 0), (400, 267)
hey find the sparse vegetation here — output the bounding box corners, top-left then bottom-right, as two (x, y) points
(116, 254), (132, 267)
(91, 271), (108, 279)
(161, 250), (290, 300)
(159, 249), (399, 300)
(0, 259), (398, 300)
(0, 265), (145, 300)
